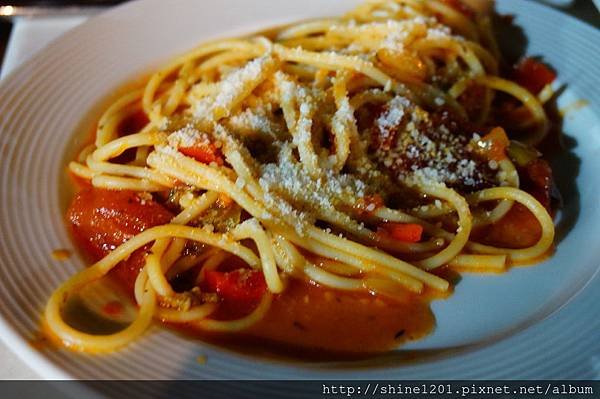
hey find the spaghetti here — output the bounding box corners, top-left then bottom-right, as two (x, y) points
(46, 0), (558, 354)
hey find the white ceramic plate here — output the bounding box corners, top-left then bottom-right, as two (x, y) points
(0, 0), (599, 380)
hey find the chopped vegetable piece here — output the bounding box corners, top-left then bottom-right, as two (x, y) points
(67, 188), (174, 289)
(476, 127), (510, 161)
(379, 223), (424, 243)
(68, 188), (174, 259)
(524, 159), (553, 210)
(483, 159), (555, 248)
(513, 58), (556, 95)
(204, 269), (267, 303)
(507, 140), (541, 167)
(482, 203), (541, 248)
(180, 142), (224, 166)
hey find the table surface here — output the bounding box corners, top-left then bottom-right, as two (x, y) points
(0, 1), (598, 380)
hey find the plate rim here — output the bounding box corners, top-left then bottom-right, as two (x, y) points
(0, 0), (599, 380)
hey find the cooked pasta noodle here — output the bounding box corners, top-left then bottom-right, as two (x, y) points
(47, 0), (558, 354)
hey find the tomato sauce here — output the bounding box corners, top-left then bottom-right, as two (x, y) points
(171, 279), (435, 360)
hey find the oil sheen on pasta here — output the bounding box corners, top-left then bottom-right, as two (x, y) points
(45, 0), (560, 357)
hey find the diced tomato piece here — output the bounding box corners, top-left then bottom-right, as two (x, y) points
(378, 223), (424, 243)
(180, 142), (224, 166)
(523, 159), (554, 210)
(526, 159), (552, 191)
(479, 159), (555, 249)
(513, 58), (556, 95)
(477, 127), (510, 161)
(441, 0), (476, 19)
(204, 269), (267, 303)
(68, 188), (173, 258)
(67, 188), (174, 289)
(481, 203), (541, 249)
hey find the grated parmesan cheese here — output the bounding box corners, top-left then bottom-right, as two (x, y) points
(258, 143), (367, 233)
(192, 56), (273, 120)
(168, 125), (211, 149)
(373, 96), (495, 191)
